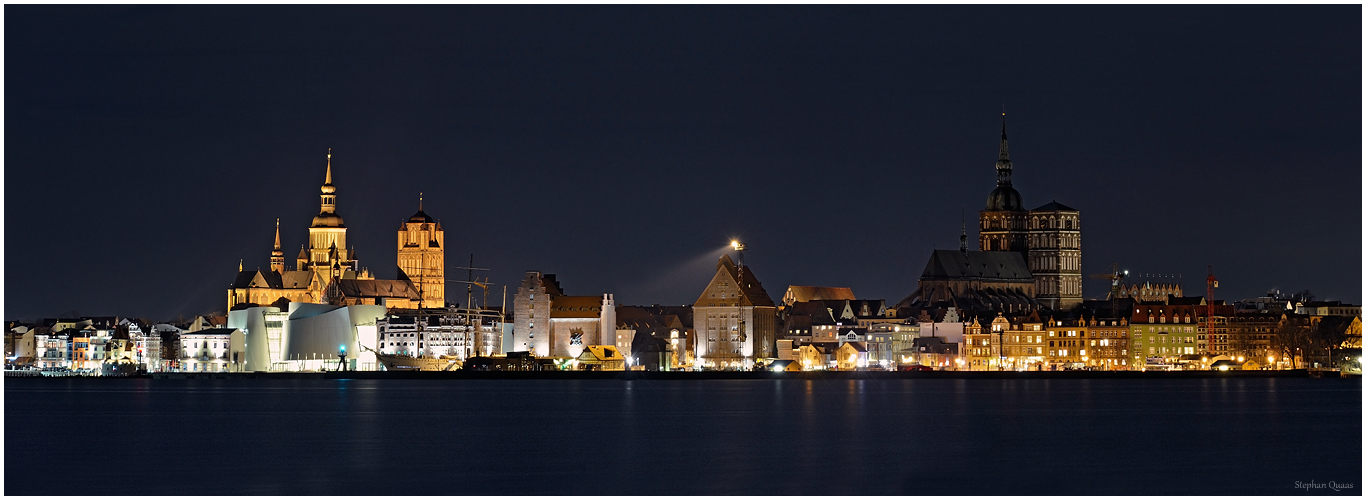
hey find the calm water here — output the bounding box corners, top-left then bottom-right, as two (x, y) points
(5, 377), (1360, 495)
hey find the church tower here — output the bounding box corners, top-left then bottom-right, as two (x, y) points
(306, 149), (354, 287)
(979, 113), (1029, 253)
(1028, 202), (1082, 309)
(269, 218), (285, 273)
(975, 112), (1083, 310)
(397, 194), (445, 309)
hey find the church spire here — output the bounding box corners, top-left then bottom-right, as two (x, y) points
(960, 210), (968, 252)
(996, 109), (1013, 187)
(319, 149), (337, 215)
(270, 218), (285, 273)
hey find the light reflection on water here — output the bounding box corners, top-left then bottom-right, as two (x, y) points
(5, 377), (1360, 495)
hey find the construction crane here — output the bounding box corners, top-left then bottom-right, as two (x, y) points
(1088, 262), (1129, 300)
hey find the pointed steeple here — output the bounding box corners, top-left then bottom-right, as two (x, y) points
(270, 218), (285, 273)
(996, 109), (1013, 187)
(960, 211), (968, 252)
(319, 149), (337, 213)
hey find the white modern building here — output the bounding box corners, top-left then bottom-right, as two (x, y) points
(228, 303), (385, 371)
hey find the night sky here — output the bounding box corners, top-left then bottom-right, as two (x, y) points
(5, 6), (1360, 322)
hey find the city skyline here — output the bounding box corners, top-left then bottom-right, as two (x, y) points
(5, 5), (1360, 321)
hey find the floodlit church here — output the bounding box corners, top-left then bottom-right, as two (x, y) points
(227, 151), (444, 311)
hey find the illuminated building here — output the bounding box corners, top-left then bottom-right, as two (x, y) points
(395, 197), (445, 309)
(614, 305), (691, 369)
(1225, 310), (1282, 363)
(835, 341), (867, 370)
(575, 345), (625, 371)
(693, 254), (777, 370)
(1128, 304), (1201, 370)
(131, 324), (162, 372)
(963, 316), (992, 370)
(35, 331), (69, 369)
(1115, 281), (1183, 303)
(177, 328), (239, 372)
(1083, 315), (1130, 370)
(1000, 312), (1047, 370)
(376, 312), (502, 360)
(227, 303), (386, 371)
(228, 151), (373, 311)
(964, 314), (1014, 371)
(796, 343), (834, 370)
(1044, 316), (1088, 369)
(909, 336), (959, 369)
(511, 272), (617, 358)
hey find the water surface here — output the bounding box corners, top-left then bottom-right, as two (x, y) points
(5, 377), (1360, 495)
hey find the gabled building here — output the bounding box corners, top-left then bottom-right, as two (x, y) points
(511, 272), (616, 359)
(576, 345), (625, 371)
(835, 341), (867, 370)
(693, 254), (777, 370)
(615, 305), (692, 368)
(1001, 311), (1047, 370)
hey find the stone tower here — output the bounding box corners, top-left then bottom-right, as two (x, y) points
(1027, 202), (1082, 309)
(396, 194), (445, 309)
(306, 149), (354, 287)
(975, 114), (1083, 310)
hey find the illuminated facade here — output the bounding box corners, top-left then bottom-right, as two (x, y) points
(963, 316), (997, 371)
(396, 199), (445, 309)
(511, 272), (617, 358)
(1085, 316), (1130, 370)
(177, 328), (240, 373)
(693, 254), (778, 370)
(228, 151), (376, 311)
(1045, 317), (1088, 369)
(1001, 313), (1047, 370)
(1128, 304), (1201, 369)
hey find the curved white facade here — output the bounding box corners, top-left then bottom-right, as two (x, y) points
(286, 303), (385, 370)
(227, 306), (283, 372)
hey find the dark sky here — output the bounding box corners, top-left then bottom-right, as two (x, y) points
(5, 6), (1361, 321)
